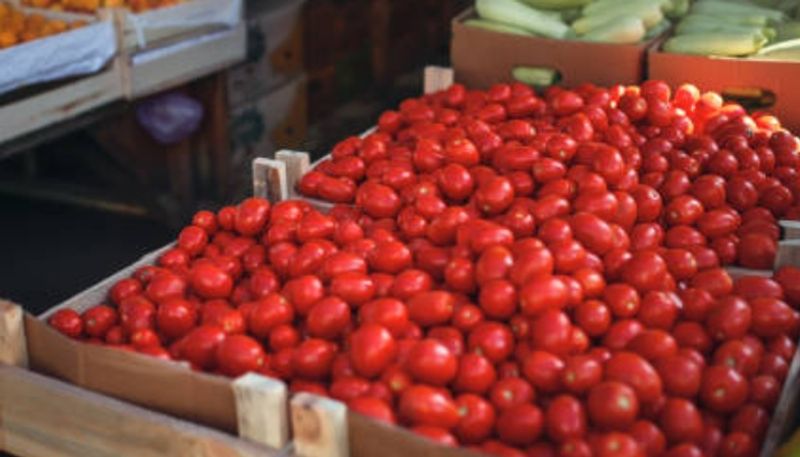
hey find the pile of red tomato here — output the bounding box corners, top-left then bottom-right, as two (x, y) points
(48, 80), (800, 457)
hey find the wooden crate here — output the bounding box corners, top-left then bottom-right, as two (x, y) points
(0, 59), (124, 145)
(115, 0), (243, 53)
(123, 23), (247, 99)
(0, 300), (286, 457)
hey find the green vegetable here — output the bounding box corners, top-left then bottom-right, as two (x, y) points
(519, 0), (591, 10)
(512, 66), (559, 86)
(755, 37), (800, 59)
(476, 0), (570, 39)
(676, 20), (773, 41)
(582, 0), (669, 17)
(776, 20), (800, 40)
(691, 0), (786, 23)
(573, 3), (663, 34)
(582, 16), (647, 43)
(664, 31), (769, 56)
(645, 18), (672, 39)
(680, 13), (771, 27)
(667, 0), (691, 18)
(464, 19), (535, 36)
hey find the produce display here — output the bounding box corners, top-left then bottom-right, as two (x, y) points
(48, 79), (800, 456)
(469, 0), (688, 44)
(664, 0), (800, 58)
(0, 2), (86, 48)
(21, 0), (183, 13)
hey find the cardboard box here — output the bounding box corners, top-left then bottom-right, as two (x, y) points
(649, 50), (800, 134)
(229, 74), (307, 196)
(226, 0), (305, 108)
(451, 8), (654, 89)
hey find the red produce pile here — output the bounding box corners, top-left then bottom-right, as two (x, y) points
(48, 81), (800, 457)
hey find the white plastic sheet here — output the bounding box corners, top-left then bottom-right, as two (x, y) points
(0, 17), (116, 96)
(127, 0), (243, 48)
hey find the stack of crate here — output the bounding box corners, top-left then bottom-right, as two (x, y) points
(226, 0), (308, 198)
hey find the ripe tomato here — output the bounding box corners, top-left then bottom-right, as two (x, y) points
(656, 355), (702, 398)
(497, 403), (544, 446)
(306, 296), (351, 339)
(469, 322), (514, 363)
(399, 385), (459, 429)
(574, 299), (611, 337)
(630, 420), (666, 456)
(701, 365), (749, 413)
(216, 335), (265, 377)
(561, 355), (603, 394)
(190, 262), (233, 299)
(82, 305), (118, 338)
(177, 325), (226, 370)
(454, 394), (495, 443)
(605, 352), (663, 404)
(156, 298), (197, 340)
(588, 381), (640, 429)
(348, 324), (396, 379)
(659, 397), (703, 444)
(706, 296), (752, 340)
(545, 395), (587, 443)
(234, 198), (270, 236)
(520, 276), (568, 315)
(522, 350), (564, 393)
(348, 397), (395, 424)
(405, 339), (457, 386)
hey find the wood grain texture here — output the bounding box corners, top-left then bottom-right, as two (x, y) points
(232, 374), (289, 450)
(0, 300), (27, 368)
(0, 365), (277, 457)
(290, 393), (348, 457)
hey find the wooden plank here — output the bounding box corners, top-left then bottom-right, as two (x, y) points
(290, 393), (348, 457)
(127, 25), (246, 99)
(781, 220), (800, 241)
(252, 158), (288, 203)
(762, 343), (800, 457)
(0, 365), (277, 457)
(725, 266), (773, 280)
(0, 62), (123, 145)
(275, 150), (310, 200)
(775, 240), (800, 270)
(0, 300), (27, 368)
(232, 374), (289, 450)
(423, 66), (455, 95)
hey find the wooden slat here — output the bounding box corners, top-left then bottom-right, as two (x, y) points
(275, 150), (310, 200)
(252, 158), (288, 203)
(0, 365), (276, 457)
(775, 240), (800, 270)
(780, 220), (800, 241)
(127, 24), (246, 99)
(0, 300), (27, 368)
(290, 393), (348, 457)
(232, 374), (289, 450)
(0, 63), (123, 145)
(424, 66), (455, 94)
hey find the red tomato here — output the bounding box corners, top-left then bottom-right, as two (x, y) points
(588, 381), (640, 429)
(656, 355), (702, 398)
(216, 335), (265, 377)
(82, 305), (118, 338)
(306, 296), (351, 339)
(561, 355), (603, 394)
(468, 321), (514, 363)
(545, 395), (587, 443)
(348, 397), (396, 424)
(156, 298), (197, 340)
(177, 325), (226, 370)
(719, 432), (758, 457)
(349, 324), (396, 378)
(620, 251), (668, 293)
(659, 397), (703, 444)
(630, 420), (666, 457)
(701, 365), (749, 413)
(292, 339), (337, 380)
(520, 276), (568, 316)
(605, 352), (663, 404)
(706, 296), (752, 341)
(574, 299), (612, 337)
(399, 385), (460, 429)
(497, 403), (544, 446)
(455, 394), (496, 443)
(451, 352), (496, 394)
(408, 290), (455, 327)
(248, 294), (294, 339)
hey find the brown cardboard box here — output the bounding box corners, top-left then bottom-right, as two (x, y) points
(226, 0), (306, 108)
(649, 50), (800, 134)
(451, 8), (654, 89)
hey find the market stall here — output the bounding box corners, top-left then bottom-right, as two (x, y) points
(5, 1), (800, 457)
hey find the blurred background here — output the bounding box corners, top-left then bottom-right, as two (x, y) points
(0, 0), (469, 314)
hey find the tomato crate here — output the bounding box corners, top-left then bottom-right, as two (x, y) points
(0, 301), (286, 456)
